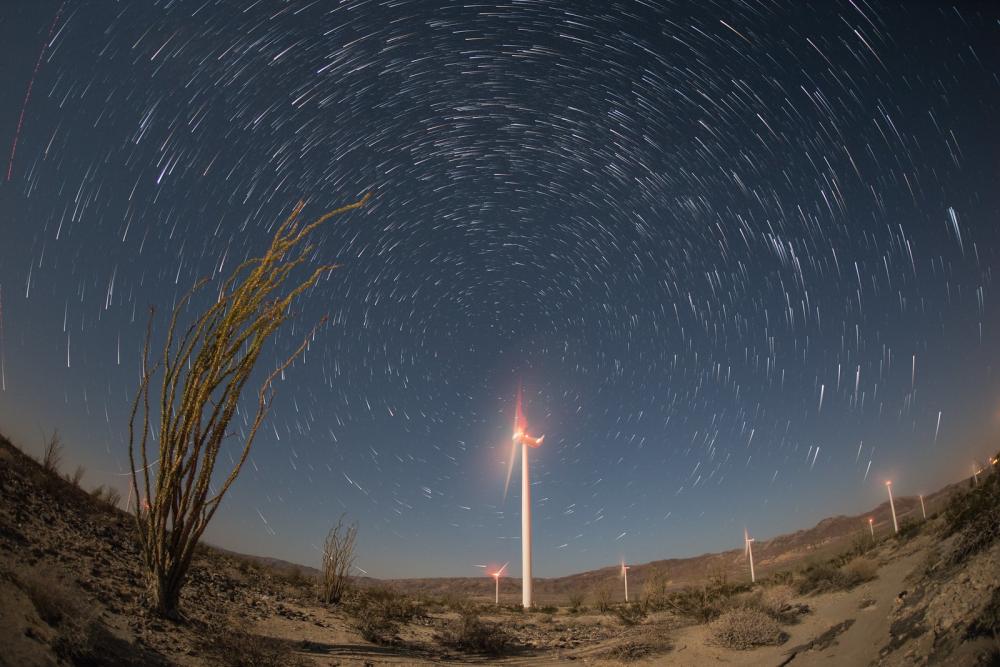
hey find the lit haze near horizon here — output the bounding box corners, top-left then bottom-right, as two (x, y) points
(1, 1), (998, 579)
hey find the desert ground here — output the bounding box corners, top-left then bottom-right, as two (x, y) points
(1, 433), (998, 666)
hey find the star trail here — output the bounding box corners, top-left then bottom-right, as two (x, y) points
(1, 0), (998, 578)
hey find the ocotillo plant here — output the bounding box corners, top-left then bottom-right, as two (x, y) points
(128, 193), (370, 617)
(320, 515), (358, 605)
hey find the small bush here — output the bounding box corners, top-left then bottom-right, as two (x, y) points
(665, 579), (748, 623)
(41, 430), (63, 473)
(438, 612), (513, 655)
(895, 518), (922, 542)
(607, 640), (654, 662)
(796, 558), (876, 595)
(726, 585), (806, 625)
(941, 465), (1000, 568)
(103, 486), (122, 508)
(968, 588), (1000, 639)
(709, 608), (787, 650)
(567, 591), (585, 613)
(614, 602), (647, 626)
(67, 465), (85, 487)
(534, 604), (558, 614)
(640, 567), (671, 612)
(595, 585), (614, 613)
(348, 586), (423, 644)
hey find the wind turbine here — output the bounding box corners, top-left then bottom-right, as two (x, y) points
(744, 527), (756, 583)
(919, 494), (926, 520)
(490, 562), (509, 605)
(868, 517), (875, 540)
(885, 480), (898, 533)
(620, 560), (630, 602)
(503, 385), (544, 608)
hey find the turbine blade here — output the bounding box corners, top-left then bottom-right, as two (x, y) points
(503, 437), (519, 501)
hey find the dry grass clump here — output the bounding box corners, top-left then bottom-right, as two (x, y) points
(708, 607), (788, 650)
(796, 557), (877, 595)
(437, 611), (514, 655)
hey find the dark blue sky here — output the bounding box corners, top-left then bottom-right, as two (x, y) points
(1, 0), (999, 578)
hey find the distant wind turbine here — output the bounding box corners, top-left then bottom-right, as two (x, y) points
(885, 480), (898, 533)
(490, 562), (509, 605)
(503, 384), (544, 608)
(919, 494), (926, 520)
(868, 517), (875, 540)
(620, 560), (630, 602)
(744, 527), (756, 583)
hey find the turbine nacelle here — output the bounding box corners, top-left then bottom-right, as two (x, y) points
(513, 430), (544, 448)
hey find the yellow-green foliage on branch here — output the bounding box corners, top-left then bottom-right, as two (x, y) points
(128, 194), (370, 617)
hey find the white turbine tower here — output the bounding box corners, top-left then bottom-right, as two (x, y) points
(490, 562), (508, 605)
(620, 560), (630, 602)
(885, 480), (898, 534)
(503, 385), (544, 608)
(919, 494), (926, 520)
(868, 517), (875, 540)
(744, 527), (756, 583)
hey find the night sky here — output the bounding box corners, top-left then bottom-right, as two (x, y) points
(1, 0), (999, 579)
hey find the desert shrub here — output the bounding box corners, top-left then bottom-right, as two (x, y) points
(596, 584), (614, 613)
(437, 612), (513, 655)
(67, 465), (85, 487)
(319, 515), (357, 604)
(353, 607), (399, 644)
(762, 570), (795, 587)
(89, 485), (122, 508)
(968, 588), (1000, 639)
(895, 518), (922, 542)
(850, 532), (876, 558)
(709, 607), (788, 650)
(606, 640), (654, 662)
(348, 586), (423, 644)
(614, 602), (648, 626)
(103, 486), (122, 508)
(941, 465), (1000, 568)
(666, 586), (722, 623)
(796, 557), (876, 595)
(534, 604), (558, 614)
(197, 625), (309, 667)
(640, 567), (671, 612)
(726, 585), (806, 625)
(567, 591), (586, 613)
(666, 577), (748, 624)
(41, 429), (62, 473)
(843, 558), (878, 585)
